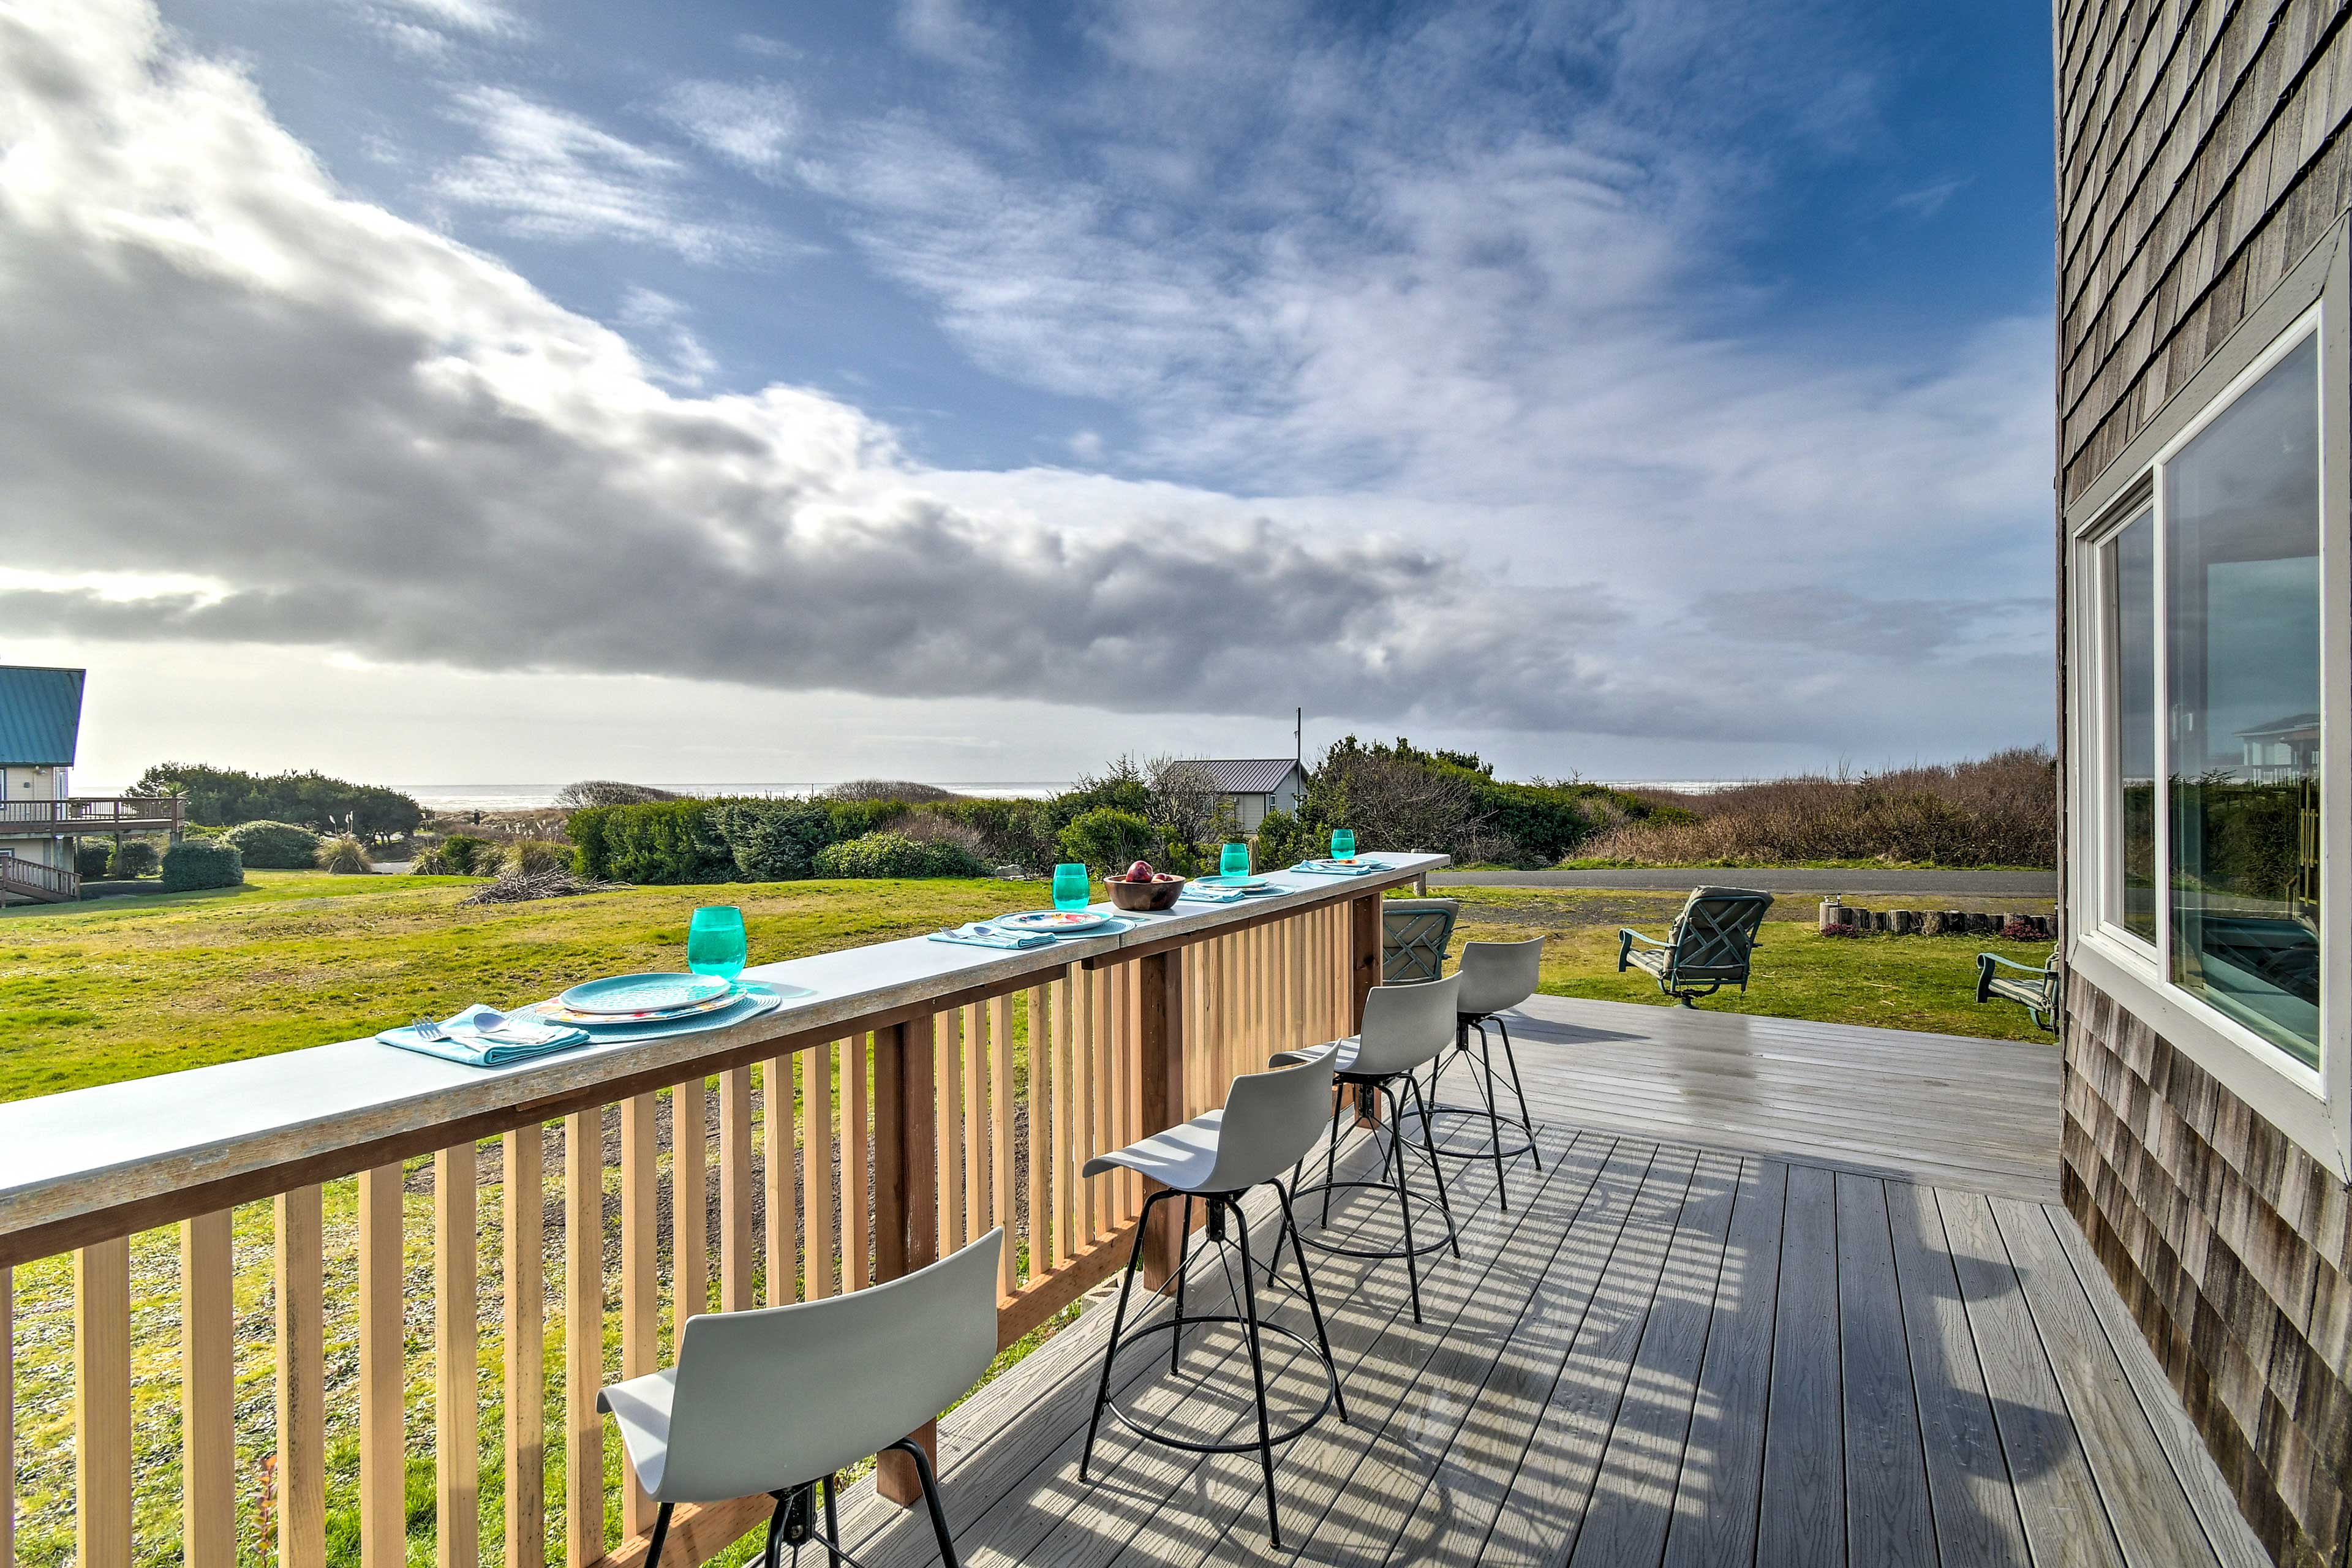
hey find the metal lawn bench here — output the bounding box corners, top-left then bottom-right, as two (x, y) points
(1617, 886), (1774, 1006)
(1976, 949), (2061, 1032)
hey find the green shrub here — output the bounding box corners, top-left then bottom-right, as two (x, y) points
(503, 839), (576, 876)
(932, 797), (1059, 871)
(221, 820), (323, 869)
(710, 799), (837, 881)
(160, 840), (243, 892)
(568, 801), (733, 884)
(417, 833), (499, 875)
(74, 843), (111, 878)
(812, 831), (989, 879)
(824, 799), (908, 842)
(107, 839), (160, 878)
(316, 834), (373, 874)
(1058, 807), (1159, 874)
(1251, 810), (1317, 870)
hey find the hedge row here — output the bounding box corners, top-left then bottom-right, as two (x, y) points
(570, 797), (1002, 884)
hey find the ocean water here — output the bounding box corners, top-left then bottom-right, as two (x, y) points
(398, 782), (1073, 811)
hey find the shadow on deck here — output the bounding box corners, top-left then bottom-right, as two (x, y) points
(834, 997), (2263, 1568)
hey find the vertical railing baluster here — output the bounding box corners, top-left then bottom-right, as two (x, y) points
(763, 1058), (794, 1306)
(674, 1081), (708, 1331)
(938, 1013), (966, 1254)
(356, 1166), (405, 1568)
(1076, 964), (1101, 1245)
(181, 1212), (235, 1568)
(1052, 970), (1077, 1268)
(720, 1068), (753, 1312)
(1025, 984), (1051, 1284)
(438, 1145), (481, 1568)
(563, 1110), (603, 1568)
(276, 1186), (327, 1568)
(963, 1004), (987, 1248)
(503, 1128), (546, 1568)
(802, 1046), (836, 1299)
(989, 996), (1017, 1294)
(75, 1237), (130, 1568)
(619, 1095), (655, 1537)
(842, 1036), (872, 1292)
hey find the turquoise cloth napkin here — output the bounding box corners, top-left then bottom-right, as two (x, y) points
(1178, 884), (1251, 903)
(377, 1005), (590, 1068)
(1289, 859), (1386, 877)
(931, 923), (1058, 950)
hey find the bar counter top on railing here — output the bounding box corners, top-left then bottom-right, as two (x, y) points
(0, 853), (1447, 1266)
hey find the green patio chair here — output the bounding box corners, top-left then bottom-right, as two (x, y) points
(1382, 898), (1460, 983)
(1976, 949), (2061, 1033)
(1617, 887), (1774, 1006)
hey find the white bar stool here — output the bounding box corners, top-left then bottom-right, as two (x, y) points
(1275, 973), (1464, 1325)
(598, 1229), (1002, 1568)
(1079, 1048), (1348, 1548)
(1415, 937), (1547, 1208)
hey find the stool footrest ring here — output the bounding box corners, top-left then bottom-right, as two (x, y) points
(1290, 1178), (1459, 1259)
(1101, 1315), (1340, 1454)
(1404, 1103), (1540, 1162)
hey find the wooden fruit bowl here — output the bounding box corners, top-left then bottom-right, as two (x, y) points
(1107, 876), (1186, 911)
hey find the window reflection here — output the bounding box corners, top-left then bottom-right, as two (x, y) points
(2109, 512), (2157, 943)
(2163, 333), (2323, 1068)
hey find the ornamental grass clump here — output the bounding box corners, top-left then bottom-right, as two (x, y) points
(315, 834), (373, 874)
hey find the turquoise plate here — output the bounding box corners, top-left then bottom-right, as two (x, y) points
(1196, 876), (1277, 892)
(557, 972), (734, 1016)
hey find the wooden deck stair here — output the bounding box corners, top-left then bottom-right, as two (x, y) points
(0, 856), (78, 902)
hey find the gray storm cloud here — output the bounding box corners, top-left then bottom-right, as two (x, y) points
(0, 0), (1711, 736)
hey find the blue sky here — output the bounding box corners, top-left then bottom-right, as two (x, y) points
(0, 0), (2057, 787)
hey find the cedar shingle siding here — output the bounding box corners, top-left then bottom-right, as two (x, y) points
(2060, 0), (2352, 507)
(2056, 2), (2352, 1562)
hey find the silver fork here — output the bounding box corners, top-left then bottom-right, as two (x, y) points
(410, 1016), (446, 1041)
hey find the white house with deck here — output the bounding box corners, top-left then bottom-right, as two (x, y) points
(0, 665), (181, 903)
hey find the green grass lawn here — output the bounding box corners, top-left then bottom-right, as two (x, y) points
(0, 870), (1047, 1102)
(1447, 886), (2056, 1042)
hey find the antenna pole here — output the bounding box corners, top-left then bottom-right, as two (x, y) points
(1294, 707), (1302, 767)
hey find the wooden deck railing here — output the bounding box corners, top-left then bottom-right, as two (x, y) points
(0, 798), (184, 835)
(0, 854), (1439, 1568)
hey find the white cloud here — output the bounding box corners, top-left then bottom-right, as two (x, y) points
(807, 1), (2052, 641)
(616, 287), (719, 388)
(0, 0), (1752, 743)
(897, 0), (1005, 69)
(652, 78), (802, 178)
(434, 86), (774, 262)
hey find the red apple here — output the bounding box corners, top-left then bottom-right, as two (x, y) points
(1125, 859), (1154, 881)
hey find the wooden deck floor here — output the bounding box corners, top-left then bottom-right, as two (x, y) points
(835, 998), (2264, 1568)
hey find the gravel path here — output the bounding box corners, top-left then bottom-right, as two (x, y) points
(1430, 867), (2057, 896)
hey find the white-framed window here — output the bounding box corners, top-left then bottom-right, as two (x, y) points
(2068, 291), (2350, 1176)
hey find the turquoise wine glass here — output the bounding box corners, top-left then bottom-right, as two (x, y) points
(1051, 862), (1091, 912)
(686, 906), (748, 979)
(1330, 828), (1356, 862)
(1220, 841), (1251, 880)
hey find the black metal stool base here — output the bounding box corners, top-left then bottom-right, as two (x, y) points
(1097, 1315), (1340, 1453)
(1080, 1183), (1344, 1550)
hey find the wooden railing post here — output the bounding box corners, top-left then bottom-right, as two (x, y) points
(873, 1017), (938, 1507)
(1137, 949), (1188, 1290)
(1349, 891), (1381, 1031)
